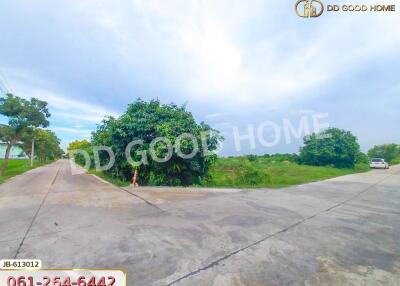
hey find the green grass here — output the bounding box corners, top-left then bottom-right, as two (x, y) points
(0, 159), (47, 183)
(205, 157), (370, 188)
(89, 169), (131, 187)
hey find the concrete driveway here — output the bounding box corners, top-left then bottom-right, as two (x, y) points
(0, 160), (399, 285)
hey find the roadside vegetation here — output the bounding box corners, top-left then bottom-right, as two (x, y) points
(68, 99), (379, 189)
(0, 94), (396, 188)
(20, 128), (64, 162)
(0, 94), (51, 175)
(205, 155), (369, 188)
(0, 159), (47, 183)
(367, 144), (400, 164)
(84, 154), (370, 189)
(0, 94), (64, 183)
(204, 127), (373, 188)
(69, 99), (222, 186)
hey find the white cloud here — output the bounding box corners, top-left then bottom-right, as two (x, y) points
(63, 0), (400, 109)
(3, 69), (119, 124)
(205, 112), (231, 119)
(0, 68), (120, 148)
(3, 1), (400, 111)
(28, 88), (119, 121)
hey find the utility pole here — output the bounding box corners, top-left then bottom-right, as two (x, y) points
(31, 128), (35, 167)
(31, 138), (35, 167)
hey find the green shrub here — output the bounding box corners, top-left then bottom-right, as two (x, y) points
(67, 140), (94, 168)
(234, 159), (268, 186)
(246, 154), (258, 162)
(355, 151), (369, 164)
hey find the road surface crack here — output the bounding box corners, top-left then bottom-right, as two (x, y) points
(119, 187), (166, 213)
(13, 165), (61, 259)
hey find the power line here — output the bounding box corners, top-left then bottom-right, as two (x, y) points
(0, 71), (12, 95)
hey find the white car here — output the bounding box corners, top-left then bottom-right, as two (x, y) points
(370, 158), (389, 169)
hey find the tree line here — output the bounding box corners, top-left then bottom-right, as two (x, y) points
(243, 128), (399, 168)
(0, 94), (64, 176)
(2, 92), (396, 183)
(367, 144), (400, 164)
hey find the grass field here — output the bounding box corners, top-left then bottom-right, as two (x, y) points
(204, 157), (370, 188)
(0, 159), (47, 184)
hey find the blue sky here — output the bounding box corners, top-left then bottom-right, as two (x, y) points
(0, 0), (399, 155)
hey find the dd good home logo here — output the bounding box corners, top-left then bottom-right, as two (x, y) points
(295, 0), (324, 17)
(295, 0), (396, 17)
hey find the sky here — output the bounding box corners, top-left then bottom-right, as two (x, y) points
(0, 0), (399, 155)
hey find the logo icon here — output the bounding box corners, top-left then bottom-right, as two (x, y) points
(295, 0), (324, 17)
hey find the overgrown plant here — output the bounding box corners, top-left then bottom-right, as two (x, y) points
(90, 99), (223, 186)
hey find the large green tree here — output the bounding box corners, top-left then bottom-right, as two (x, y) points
(0, 94), (50, 175)
(92, 99), (223, 186)
(21, 129), (64, 161)
(368, 144), (399, 163)
(299, 127), (360, 168)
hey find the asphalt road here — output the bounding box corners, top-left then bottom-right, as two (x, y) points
(1, 160), (399, 285)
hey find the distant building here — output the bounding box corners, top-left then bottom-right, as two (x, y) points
(0, 142), (28, 159)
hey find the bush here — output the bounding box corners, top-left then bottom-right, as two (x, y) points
(234, 159), (269, 186)
(299, 128), (360, 168)
(67, 140), (94, 168)
(246, 154), (258, 162)
(91, 99), (223, 186)
(355, 151), (369, 164)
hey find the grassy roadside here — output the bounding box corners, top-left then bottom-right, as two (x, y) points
(0, 159), (48, 184)
(89, 169), (131, 187)
(90, 157), (370, 189)
(206, 157), (370, 188)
